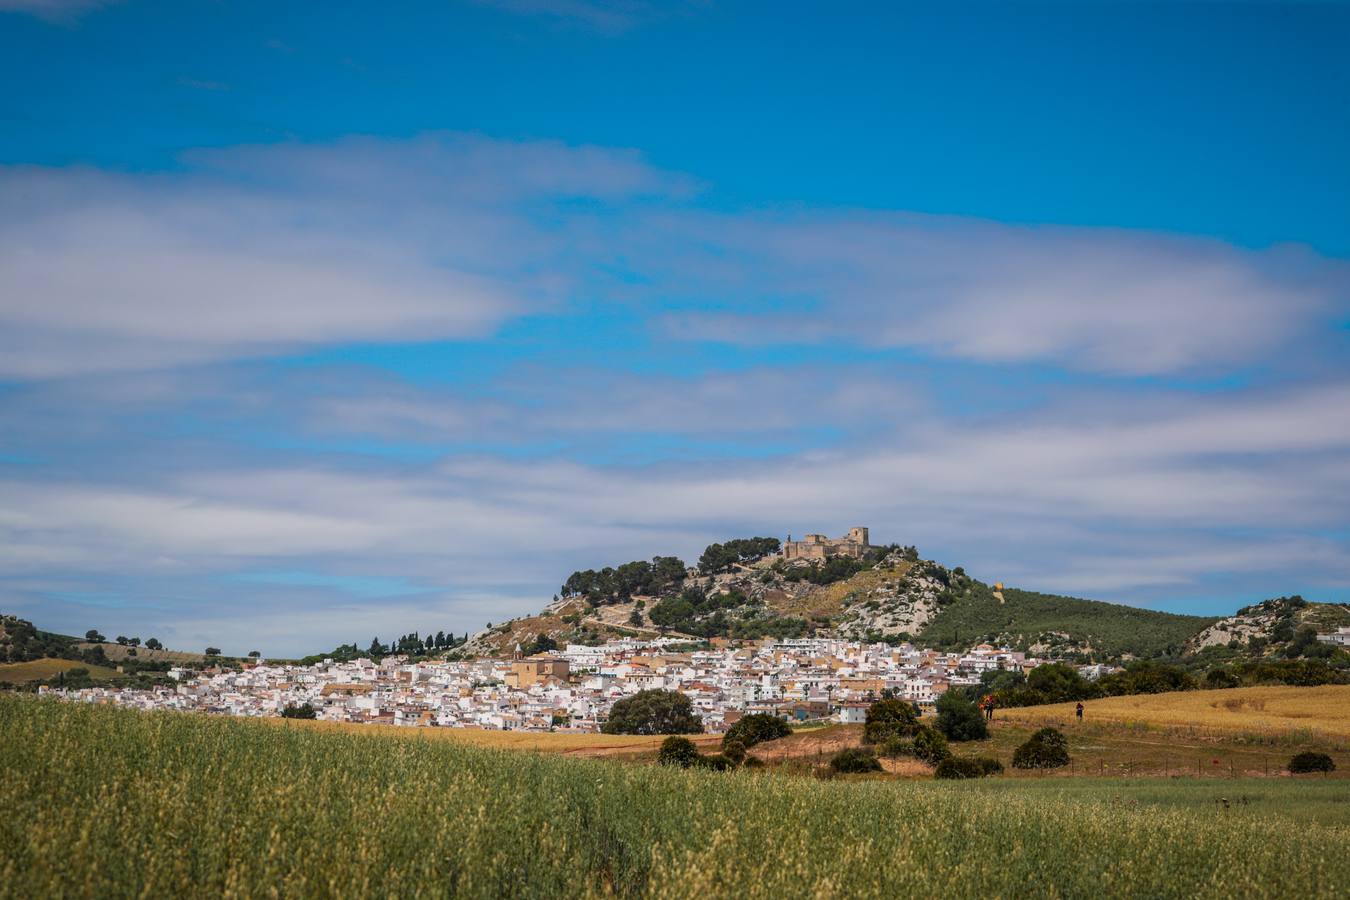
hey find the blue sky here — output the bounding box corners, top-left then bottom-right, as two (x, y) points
(2, 1), (1348, 656)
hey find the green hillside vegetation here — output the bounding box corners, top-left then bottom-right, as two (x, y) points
(920, 587), (1219, 659)
(5, 697), (1349, 899)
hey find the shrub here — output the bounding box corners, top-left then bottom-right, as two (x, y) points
(879, 736), (915, 758)
(696, 753), (735, 771)
(722, 740), (747, 765)
(657, 736), (700, 768)
(935, 691), (988, 742)
(862, 698), (921, 744)
(1204, 668), (1240, 689)
(829, 748), (882, 774)
(934, 756), (1003, 779)
(1288, 752), (1336, 775)
(602, 690), (704, 735)
(742, 756), (765, 769)
(280, 703), (317, 720)
(912, 726), (950, 765)
(1012, 727), (1070, 769)
(723, 713), (792, 749)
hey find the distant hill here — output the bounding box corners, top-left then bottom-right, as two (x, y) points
(472, 536), (1347, 664)
(0, 658), (122, 685)
(919, 587), (1218, 659)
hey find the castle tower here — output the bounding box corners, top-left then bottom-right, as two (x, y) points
(847, 526), (869, 547)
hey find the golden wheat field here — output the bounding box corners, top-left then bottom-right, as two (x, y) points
(1002, 685), (1350, 739)
(271, 717), (724, 755)
(0, 658), (122, 683)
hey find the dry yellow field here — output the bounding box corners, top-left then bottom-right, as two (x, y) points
(271, 717), (723, 756)
(0, 658), (122, 683)
(1002, 685), (1350, 739)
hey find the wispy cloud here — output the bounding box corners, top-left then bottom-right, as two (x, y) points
(0, 134), (687, 378)
(470, 0), (674, 34)
(652, 213), (1346, 376)
(0, 0), (117, 23)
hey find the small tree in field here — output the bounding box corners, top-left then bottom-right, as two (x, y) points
(1288, 752), (1335, 774)
(829, 748), (882, 774)
(912, 726), (950, 765)
(862, 698), (921, 744)
(657, 736), (700, 768)
(723, 713), (791, 749)
(602, 690), (704, 735)
(1012, 727), (1070, 769)
(935, 691), (988, 741)
(280, 703), (317, 720)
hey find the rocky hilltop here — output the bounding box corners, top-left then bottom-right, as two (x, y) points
(462, 531), (1350, 663)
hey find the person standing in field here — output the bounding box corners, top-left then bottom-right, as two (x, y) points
(1075, 702), (1084, 722)
(982, 695), (995, 721)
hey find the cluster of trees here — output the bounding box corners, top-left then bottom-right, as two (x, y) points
(280, 703), (318, 719)
(366, 631), (468, 658)
(0, 616), (116, 667)
(561, 556), (687, 604)
(659, 712), (789, 771)
(966, 654), (1349, 712)
(697, 538), (781, 575)
(297, 631), (469, 666)
(853, 696), (1002, 779)
(649, 587), (750, 635)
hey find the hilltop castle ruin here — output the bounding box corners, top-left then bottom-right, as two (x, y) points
(782, 527), (869, 561)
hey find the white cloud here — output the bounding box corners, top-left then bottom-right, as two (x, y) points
(656, 213), (1345, 376)
(0, 134), (686, 378)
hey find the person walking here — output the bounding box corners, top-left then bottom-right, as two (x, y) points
(1075, 701), (1084, 723)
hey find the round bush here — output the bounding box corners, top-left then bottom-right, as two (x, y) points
(829, 747), (883, 774)
(723, 713), (791, 749)
(722, 739), (747, 764)
(1012, 727), (1070, 769)
(656, 736), (700, 768)
(935, 691), (988, 742)
(1288, 751), (1336, 774)
(862, 699), (922, 744)
(912, 726), (950, 765)
(934, 756), (1004, 779)
(696, 753), (734, 771)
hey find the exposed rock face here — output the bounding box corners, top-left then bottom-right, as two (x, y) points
(834, 561), (944, 639)
(1188, 612), (1280, 651)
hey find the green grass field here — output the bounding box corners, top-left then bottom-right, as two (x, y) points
(2, 697), (1347, 898)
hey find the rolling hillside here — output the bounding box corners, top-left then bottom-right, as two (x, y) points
(475, 536), (1345, 664)
(918, 587), (1217, 658)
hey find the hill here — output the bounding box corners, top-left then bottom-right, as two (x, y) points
(5, 696), (1348, 898)
(918, 586), (1217, 658)
(0, 658), (122, 684)
(476, 537), (1338, 664)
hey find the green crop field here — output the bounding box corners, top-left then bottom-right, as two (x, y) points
(2, 697), (1347, 899)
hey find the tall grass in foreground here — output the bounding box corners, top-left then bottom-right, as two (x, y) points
(2, 697), (1347, 899)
